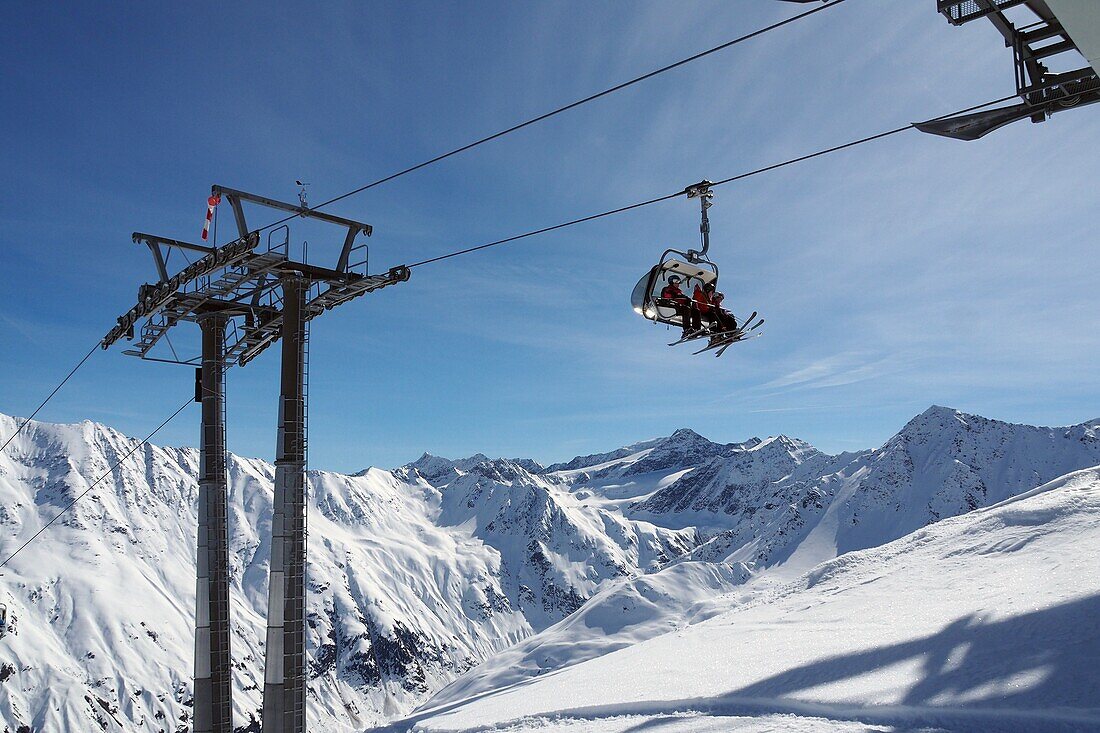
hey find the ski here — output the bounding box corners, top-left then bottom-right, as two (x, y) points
(695, 330), (763, 357)
(691, 317), (765, 356)
(715, 330), (763, 357)
(733, 311), (757, 334)
(692, 335), (738, 355)
(681, 327), (737, 346)
(668, 330), (710, 346)
(669, 310), (757, 347)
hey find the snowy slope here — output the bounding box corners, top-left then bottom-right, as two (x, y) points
(1, 407), (1097, 732)
(427, 460), (696, 629)
(428, 560), (754, 710)
(394, 408), (1100, 718)
(0, 415), (512, 732)
(0, 416), (692, 732)
(393, 466), (1100, 733)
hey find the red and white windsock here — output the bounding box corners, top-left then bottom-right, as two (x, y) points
(201, 194), (221, 241)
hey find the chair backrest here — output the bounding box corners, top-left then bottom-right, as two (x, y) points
(632, 259), (718, 326)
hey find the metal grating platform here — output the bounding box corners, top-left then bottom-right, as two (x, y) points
(938, 0), (1030, 26)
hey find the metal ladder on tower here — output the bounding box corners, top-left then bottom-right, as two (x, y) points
(259, 273), (310, 733)
(292, 298), (310, 725)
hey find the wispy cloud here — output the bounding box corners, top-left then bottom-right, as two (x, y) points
(760, 352), (906, 393)
(3, 3), (1098, 471)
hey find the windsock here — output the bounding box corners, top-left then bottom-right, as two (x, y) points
(201, 194), (221, 241)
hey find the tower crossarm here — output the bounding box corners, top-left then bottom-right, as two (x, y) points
(937, 0), (1031, 27)
(212, 185), (372, 275)
(934, 0), (1096, 101)
(104, 233), (262, 350)
(918, 0), (1100, 138)
(235, 265), (411, 366)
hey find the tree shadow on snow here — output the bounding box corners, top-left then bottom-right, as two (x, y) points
(728, 592), (1100, 715)
(619, 592), (1100, 732)
(374, 593), (1100, 733)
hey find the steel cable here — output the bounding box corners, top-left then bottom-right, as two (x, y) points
(404, 93), (1023, 269)
(0, 395), (194, 570)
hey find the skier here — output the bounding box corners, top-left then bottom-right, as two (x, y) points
(660, 275), (701, 338)
(694, 281), (738, 335)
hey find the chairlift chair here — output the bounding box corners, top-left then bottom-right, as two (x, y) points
(631, 254), (718, 327)
(632, 180), (720, 329)
(630, 180), (764, 356)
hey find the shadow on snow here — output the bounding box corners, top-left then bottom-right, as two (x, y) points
(374, 592), (1100, 733)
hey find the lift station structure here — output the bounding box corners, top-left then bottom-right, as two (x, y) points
(918, 0), (1100, 138)
(780, 1), (1100, 138)
(102, 188), (409, 733)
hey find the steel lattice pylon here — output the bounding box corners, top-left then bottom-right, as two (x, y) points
(104, 187), (409, 733)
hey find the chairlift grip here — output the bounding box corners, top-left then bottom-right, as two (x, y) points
(684, 180), (714, 262)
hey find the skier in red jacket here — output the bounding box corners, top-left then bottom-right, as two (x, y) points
(694, 281), (738, 335)
(660, 275), (701, 338)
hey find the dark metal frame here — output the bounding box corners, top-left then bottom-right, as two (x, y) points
(920, 0), (1100, 139)
(212, 185), (372, 276)
(937, 0), (1030, 25)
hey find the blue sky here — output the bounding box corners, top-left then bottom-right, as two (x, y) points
(2, 2), (1098, 472)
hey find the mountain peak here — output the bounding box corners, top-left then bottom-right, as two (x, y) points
(652, 428), (721, 454)
(896, 405), (971, 438)
(542, 437), (665, 473)
(403, 451), (492, 485)
(756, 434), (820, 457)
(618, 428), (728, 478)
(667, 427), (707, 441)
(464, 458), (542, 485)
(509, 457), (546, 474)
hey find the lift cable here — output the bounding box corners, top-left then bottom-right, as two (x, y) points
(0, 90), (1017, 458)
(251, 0), (848, 235)
(0, 2), (847, 447)
(405, 92), (1021, 270)
(0, 91), (1028, 559)
(0, 339), (103, 456)
(0, 395), (193, 570)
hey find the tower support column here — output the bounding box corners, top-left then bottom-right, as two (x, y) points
(262, 277), (308, 733)
(195, 314), (233, 733)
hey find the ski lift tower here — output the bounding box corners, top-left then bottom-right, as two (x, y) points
(103, 187), (409, 733)
(917, 0), (1100, 139)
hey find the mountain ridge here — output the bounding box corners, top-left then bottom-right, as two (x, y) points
(404, 465), (1100, 733)
(0, 407), (1097, 731)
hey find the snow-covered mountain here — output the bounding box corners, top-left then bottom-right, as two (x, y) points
(630, 406), (1100, 571)
(403, 466), (1100, 732)
(0, 416), (693, 732)
(413, 408), (1100, 710)
(0, 406), (1096, 732)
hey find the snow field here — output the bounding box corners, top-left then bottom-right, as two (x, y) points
(1, 408), (1097, 731)
(396, 468), (1100, 732)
